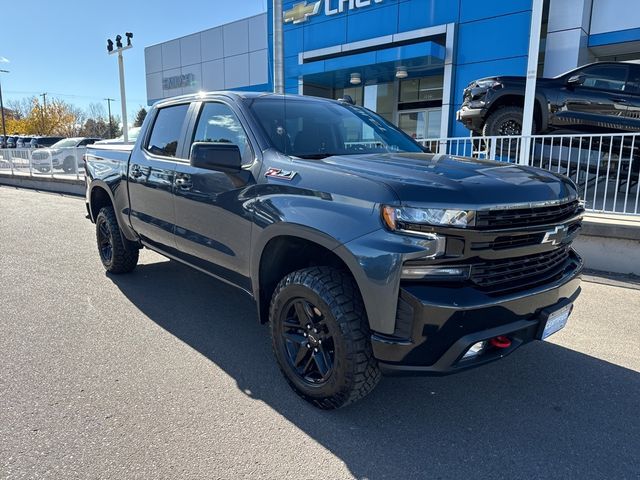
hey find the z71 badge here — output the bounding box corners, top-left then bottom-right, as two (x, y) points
(265, 168), (297, 180)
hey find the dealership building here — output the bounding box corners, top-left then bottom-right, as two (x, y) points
(145, 0), (640, 138)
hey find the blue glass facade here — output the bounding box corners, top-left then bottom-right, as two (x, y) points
(273, 0), (534, 136)
(145, 0), (640, 137)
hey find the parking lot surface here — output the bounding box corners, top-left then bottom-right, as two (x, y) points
(1, 186), (639, 479)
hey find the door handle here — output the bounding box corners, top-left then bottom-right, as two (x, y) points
(175, 175), (193, 189)
(611, 98), (628, 103)
(130, 164), (143, 178)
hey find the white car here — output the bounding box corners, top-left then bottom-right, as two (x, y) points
(31, 137), (101, 173)
(94, 127), (141, 145)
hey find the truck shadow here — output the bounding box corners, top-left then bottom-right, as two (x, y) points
(109, 259), (640, 480)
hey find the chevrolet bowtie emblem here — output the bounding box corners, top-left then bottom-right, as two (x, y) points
(542, 225), (569, 246)
(283, 1), (321, 24)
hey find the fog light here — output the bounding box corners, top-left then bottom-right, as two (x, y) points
(401, 265), (470, 280)
(462, 341), (487, 360)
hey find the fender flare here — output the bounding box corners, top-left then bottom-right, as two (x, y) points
(251, 223), (372, 324)
(88, 181), (139, 244)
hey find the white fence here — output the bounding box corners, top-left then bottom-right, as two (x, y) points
(0, 147), (87, 180)
(2, 134), (639, 216)
(420, 132), (640, 216)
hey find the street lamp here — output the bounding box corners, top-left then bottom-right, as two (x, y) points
(0, 69), (8, 148)
(106, 33), (133, 142)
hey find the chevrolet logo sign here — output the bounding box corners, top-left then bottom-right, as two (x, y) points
(542, 225), (569, 246)
(283, 1), (321, 24)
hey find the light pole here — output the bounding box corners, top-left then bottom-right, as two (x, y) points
(104, 97), (115, 138)
(0, 69), (8, 147)
(40, 92), (47, 134)
(107, 33), (133, 142)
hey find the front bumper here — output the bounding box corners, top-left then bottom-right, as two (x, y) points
(456, 105), (486, 133)
(372, 250), (583, 375)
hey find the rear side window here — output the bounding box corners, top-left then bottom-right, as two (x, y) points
(146, 104), (189, 157)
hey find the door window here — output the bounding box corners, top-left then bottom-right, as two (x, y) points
(145, 104), (190, 157)
(579, 65), (628, 92)
(192, 102), (253, 164)
(398, 109), (441, 140)
(625, 67), (640, 94)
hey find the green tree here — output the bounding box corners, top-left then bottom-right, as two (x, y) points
(133, 107), (147, 127)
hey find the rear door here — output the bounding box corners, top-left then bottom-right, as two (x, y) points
(128, 103), (190, 252)
(172, 100), (256, 291)
(555, 64), (630, 132)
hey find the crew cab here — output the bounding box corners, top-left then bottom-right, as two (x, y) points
(457, 61), (640, 136)
(85, 92), (584, 409)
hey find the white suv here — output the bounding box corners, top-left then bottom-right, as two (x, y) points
(31, 137), (101, 173)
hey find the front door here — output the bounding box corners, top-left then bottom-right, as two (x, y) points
(555, 63), (630, 133)
(172, 101), (256, 291)
(128, 103), (190, 251)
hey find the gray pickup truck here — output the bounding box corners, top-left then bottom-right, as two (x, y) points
(85, 92), (584, 409)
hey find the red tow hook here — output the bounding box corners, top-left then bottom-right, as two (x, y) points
(490, 336), (512, 349)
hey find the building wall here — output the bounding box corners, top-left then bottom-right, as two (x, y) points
(278, 0), (534, 136)
(145, 13), (271, 104)
(144, 1), (640, 136)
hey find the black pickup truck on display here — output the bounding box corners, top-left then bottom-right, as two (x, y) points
(85, 92), (584, 409)
(457, 61), (640, 136)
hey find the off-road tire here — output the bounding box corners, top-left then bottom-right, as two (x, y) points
(95, 206), (139, 274)
(483, 106), (537, 137)
(269, 267), (381, 409)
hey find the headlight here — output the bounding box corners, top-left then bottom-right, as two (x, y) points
(382, 206), (476, 231)
(401, 265), (470, 280)
(475, 79), (502, 89)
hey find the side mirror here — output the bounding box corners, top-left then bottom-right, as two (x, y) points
(567, 74), (585, 87)
(190, 142), (242, 172)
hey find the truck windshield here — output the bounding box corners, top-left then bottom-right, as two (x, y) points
(246, 97), (424, 159)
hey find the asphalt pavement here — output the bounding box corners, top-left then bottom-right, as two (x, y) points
(1, 186), (639, 479)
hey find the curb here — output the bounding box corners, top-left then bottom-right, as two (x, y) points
(0, 174), (85, 197)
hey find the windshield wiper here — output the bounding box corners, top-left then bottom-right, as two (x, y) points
(294, 153), (344, 160)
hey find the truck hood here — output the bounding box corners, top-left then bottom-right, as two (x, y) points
(318, 153), (579, 208)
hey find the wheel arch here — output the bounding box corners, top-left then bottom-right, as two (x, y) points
(252, 225), (369, 326)
(88, 183), (115, 222)
(89, 182), (140, 246)
(485, 92), (548, 133)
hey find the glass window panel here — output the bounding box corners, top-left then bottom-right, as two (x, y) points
(146, 104), (189, 157)
(399, 79), (419, 103)
(427, 109), (442, 138)
(193, 102), (253, 165)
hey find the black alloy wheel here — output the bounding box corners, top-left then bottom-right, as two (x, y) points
(498, 118), (522, 136)
(97, 216), (113, 265)
(279, 297), (335, 385)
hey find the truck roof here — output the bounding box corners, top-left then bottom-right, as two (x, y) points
(152, 91), (335, 109)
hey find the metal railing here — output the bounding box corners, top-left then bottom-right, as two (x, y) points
(2, 133), (639, 216)
(420, 132), (640, 216)
(0, 147), (87, 181)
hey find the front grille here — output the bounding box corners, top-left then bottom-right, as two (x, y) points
(475, 200), (582, 230)
(471, 232), (545, 251)
(470, 246), (572, 291)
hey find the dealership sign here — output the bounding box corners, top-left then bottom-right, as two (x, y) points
(284, 0), (383, 24)
(163, 73), (195, 90)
